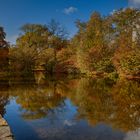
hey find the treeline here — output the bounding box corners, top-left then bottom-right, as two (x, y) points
(72, 8), (140, 78)
(1, 8), (140, 78)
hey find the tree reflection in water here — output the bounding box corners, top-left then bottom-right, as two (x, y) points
(10, 80), (65, 120)
(0, 78), (9, 117)
(0, 74), (140, 139)
(8, 76), (140, 132)
(67, 78), (140, 132)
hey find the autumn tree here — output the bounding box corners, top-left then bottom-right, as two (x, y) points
(10, 21), (69, 75)
(9, 8), (140, 78)
(112, 8), (140, 77)
(45, 20), (68, 74)
(10, 24), (49, 75)
(73, 12), (115, 75)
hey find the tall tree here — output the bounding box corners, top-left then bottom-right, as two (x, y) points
(47, 20), (68, 73)
(74, 12), (115, 74)
(0, 27), (7, 47)
(17, 24), (49, 49)
(10, 24), (49, 74)
(112, 8), (140, 77)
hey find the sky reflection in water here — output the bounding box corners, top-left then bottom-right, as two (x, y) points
(0, 76), (140, 140)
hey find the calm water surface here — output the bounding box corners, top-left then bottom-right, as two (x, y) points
(0, 75), (140, 140)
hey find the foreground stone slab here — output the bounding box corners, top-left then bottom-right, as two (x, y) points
(0, 115), (14, 140)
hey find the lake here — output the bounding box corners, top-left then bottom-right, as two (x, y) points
(0, 74), (140, 140)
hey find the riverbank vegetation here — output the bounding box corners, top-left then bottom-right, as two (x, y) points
(1, 8), (140, 79)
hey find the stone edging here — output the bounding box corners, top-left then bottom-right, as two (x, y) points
(0, 115), (14, 140)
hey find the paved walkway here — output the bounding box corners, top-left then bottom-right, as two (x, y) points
(0, 115), (14, 140)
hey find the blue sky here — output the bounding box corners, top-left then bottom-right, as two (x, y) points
(0, 0), (135, 43)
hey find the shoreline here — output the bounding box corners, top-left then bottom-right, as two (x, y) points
(0, 115), (14, 140)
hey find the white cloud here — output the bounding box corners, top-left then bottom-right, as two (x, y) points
(129, 0), (140, 8)
(63, 6), (78, 15)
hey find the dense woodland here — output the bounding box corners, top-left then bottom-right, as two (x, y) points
(0, 8), (140, 79)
